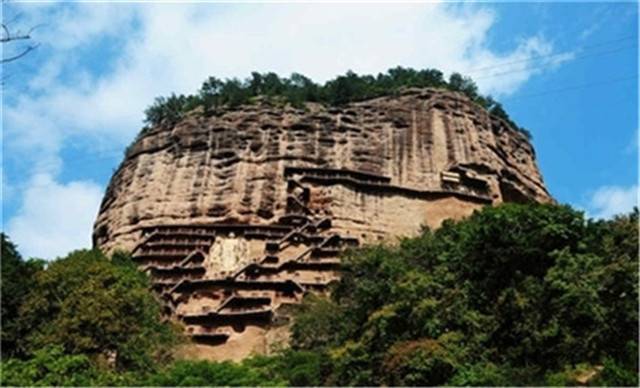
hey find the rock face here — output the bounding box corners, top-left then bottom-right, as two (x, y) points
(93, 87), (552, 360)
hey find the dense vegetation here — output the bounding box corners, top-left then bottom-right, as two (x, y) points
(1, 203), (637, 386)
(289, 204), (638, 386)
(1, 235), (44, 360)
(142, 67), (531, 139)
(0, 243), (181, 385)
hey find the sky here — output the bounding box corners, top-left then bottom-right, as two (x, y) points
(1, 1), (638, 260)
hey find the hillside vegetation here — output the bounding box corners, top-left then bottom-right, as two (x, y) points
(142, 67), (531, 139)
(1, 203), (637, 386)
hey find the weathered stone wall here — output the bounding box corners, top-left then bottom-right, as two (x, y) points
(319, 184), (486, 242)
(93, 87), (552, 360)
(94, 87), (551, 252)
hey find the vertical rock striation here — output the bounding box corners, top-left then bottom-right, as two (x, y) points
(93, 88), (552, 360)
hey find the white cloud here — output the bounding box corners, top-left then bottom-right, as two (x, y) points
(3, 2), (573, 257)
(587, 185), (638, 220)
(8, 2), (137, 52)
(6, 174), (103, 260)
(6, 3), (571, 166)
(467, 36), (574, 95)
(1, 167), (18, 219)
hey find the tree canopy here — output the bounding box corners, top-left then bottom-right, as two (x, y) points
(2, 248), (180, 372)
(142, 67), (531, 139)
(0, 234), (44, 359)
(1, 203), (637, 386)
(290, 204), (639, 386)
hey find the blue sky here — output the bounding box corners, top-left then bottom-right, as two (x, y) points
(2, 1), (638, 259)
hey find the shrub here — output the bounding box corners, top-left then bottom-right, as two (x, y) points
(15, 249), (180, 371)
(291, 204), (638, 385)
(139, 67), (532, 139)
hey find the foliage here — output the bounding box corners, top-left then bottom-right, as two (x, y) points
(382, 337), (458, 386)
(143, 359), (284, 386)
(289, 293), (353, 351)
(594, 354), (640, 387)
(0, 234), (44, 358)
(0, 348), (327, 387)
(245, 349), (330, 386)
(1, 204), (636, 386)
(290, 204), (639, 386)
(141, 67), (531, 139)
(0, 346), (101, 386)
(0, 237), (329, 387)
(11, 249), (180, 371)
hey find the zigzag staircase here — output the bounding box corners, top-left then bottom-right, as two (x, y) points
(131, 169), (358, 346)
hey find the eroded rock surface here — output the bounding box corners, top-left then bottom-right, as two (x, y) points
(93, 88), (552, 360)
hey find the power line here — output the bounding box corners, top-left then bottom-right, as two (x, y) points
(6, 74), (637, 167)
(463, 35), (636, 74)
(4, 35), (638, 167)
(473, 44), (635, 80)
(502, 74), (637, 101)
(7, 73), (637, 171)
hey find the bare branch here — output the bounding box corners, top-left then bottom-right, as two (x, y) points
(1, 22), (33, 42)
(2, 10), (24, 28)
(1, 3), (38, 76)
(0, 34), (31, 43)
(1, 43), (37, 64)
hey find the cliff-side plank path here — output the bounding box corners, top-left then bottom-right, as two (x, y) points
(94, 88), (552, 360)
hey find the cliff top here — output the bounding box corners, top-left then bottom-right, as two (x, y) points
(140, 67), (531, 139)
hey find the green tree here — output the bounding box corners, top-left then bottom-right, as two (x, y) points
(244, 350), (329, 387)
(140, 67), (531, 139)
(448, 72), (479, 100)
(15, 249), (180, 370)
(4, 204), (635, 386)
(290, 293), (353, 351)
(382, 337), (458, 386)
(291, 204), (638, 386)
(0, 346), (99, 386)
(144, 359), (285, 386)
(0, 233), (44, 358)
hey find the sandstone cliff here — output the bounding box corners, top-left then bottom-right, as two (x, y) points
(95, 88), (550, 251)
(93, 87), (552, 360)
